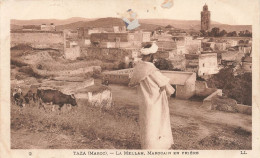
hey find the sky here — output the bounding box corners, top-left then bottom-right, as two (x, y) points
(5, 0), (258, 25)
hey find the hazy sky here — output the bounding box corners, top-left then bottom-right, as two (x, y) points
(6, 0), (258, 25)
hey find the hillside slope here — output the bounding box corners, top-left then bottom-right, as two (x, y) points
(11, 17), (252, 32)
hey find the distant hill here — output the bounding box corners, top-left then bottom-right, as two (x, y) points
(10, 24), (23, 30)
(11, 17), (252, 32)
(55, 17), (126, 30)
(11, 17), (95, 26)
(139, 19), (220, 28)
(55, 17), (162, 31)
(139, 19), (251, 32)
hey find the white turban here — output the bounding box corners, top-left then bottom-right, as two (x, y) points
(140, 43), (158, 55)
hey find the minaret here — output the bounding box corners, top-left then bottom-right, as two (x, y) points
(201, 4), (211, 31)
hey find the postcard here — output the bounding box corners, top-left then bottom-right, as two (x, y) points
(0, 0), (259, 158)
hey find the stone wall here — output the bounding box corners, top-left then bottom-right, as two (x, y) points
(237, 104), (252, 115)
(201, 91), (251, 115)
(176, 84), (195, 99)
(11, 31), (64, 50)
(39, 78), (95, 95)
(200, 89), (222, 110)
(161, 71), (196, 85)
(75, 85), (113, 109)
(82, 47), (132, 62)
(195, 81), (217, 97)
(102, 73), (130, 85)
(32, 65), (100, 78)
(161, 71), (196, 99)
(64, 46), (80, 60)
(89, 89), (113, 108)
(102, 69), (134, 85)
(201, 90), (222, 110)
(194, 81), (249, 114)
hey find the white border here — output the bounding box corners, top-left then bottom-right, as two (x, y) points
(1, 0), (260, 158)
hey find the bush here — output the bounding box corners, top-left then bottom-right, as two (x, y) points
(128, 62), (134, 68)
(118, 62), (126, 70)
(154, 58), (173, 70)
(207, 68), (252, 106)
(211, 95), (239, 112)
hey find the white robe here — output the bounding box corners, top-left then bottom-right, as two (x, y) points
(129, 61), (175, 149)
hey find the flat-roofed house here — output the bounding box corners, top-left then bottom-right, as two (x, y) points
(161, 71), (196, 99)
(185, 53), (219, 76)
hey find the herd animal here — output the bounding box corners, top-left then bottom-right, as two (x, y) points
(12, 86), (77, 111)
(37, 89), (77, 111)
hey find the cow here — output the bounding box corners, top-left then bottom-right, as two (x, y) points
(13, 92), (25, 107)
(24, 90), (37, 106)
(37, 89), (77, 111)
(29, 85), (39, 102)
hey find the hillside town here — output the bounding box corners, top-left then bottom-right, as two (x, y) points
(11, 4), (252, 105)
(11, 4), (252, 75)
(10, 3), (252, 150)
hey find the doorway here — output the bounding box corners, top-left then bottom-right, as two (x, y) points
(171, 85), (176, 98)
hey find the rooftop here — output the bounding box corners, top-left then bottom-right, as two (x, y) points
(11, 30), (62, 34)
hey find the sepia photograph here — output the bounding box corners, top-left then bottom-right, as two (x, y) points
(1, 0), (260, 157)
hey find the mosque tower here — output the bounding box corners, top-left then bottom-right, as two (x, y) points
(201, 4), (211, 31)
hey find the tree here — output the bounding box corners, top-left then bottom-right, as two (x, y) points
(210, 67), (235, 89)
(227, 31), (237, 37)
(210, 27), (220, 37)
(165, 25), (173, 28)
(219, 29), (227, 37)
(154, 58), (173, 70)
(155, 27), (163, 34)
(244, 30), (252, 37)
(207, 68), (252, 105)
(228, 73), (252, 105)
(238, 31), (245, 37)
(238, 30), (252, 37)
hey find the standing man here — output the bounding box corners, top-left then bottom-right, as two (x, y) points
(129, 42), (175, 149)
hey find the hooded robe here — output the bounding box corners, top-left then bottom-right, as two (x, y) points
(129, 61), (175, 149)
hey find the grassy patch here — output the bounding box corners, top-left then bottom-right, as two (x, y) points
(11, 99), (140, 149)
